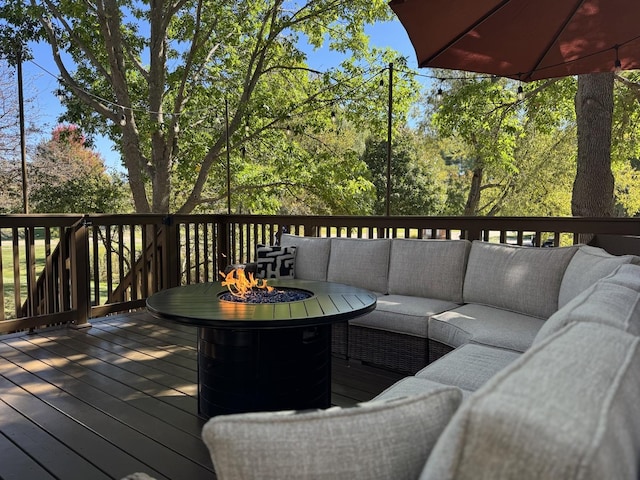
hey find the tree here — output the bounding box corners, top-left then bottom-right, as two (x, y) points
(362, 130), (446, 215)
(0, 1), (43, 213)
(28, 0), (410, 214)
(0, 60), (43, 213)
(0, 62), (24, 213)
(572, 73), (615, 217)
(428, 74), (577, 215)
(29, 124), (130, 213)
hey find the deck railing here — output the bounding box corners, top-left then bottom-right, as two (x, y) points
(1, 213), (638, 334)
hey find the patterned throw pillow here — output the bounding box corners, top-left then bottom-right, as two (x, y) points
(255, 245), (296, 279)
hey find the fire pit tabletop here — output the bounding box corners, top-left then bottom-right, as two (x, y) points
(146, 279), (377, 329)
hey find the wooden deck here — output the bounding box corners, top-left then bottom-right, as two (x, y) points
(0, 312), (403, 480)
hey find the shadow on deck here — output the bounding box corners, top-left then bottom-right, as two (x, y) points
(0, 312), (403, 480)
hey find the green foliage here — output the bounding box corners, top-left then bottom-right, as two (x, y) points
(611, 71), (640, 216)
(361, 129), (446, 215)
(29, 125), (131, 213)
(427, 73), (578, 215)
(0, 1), (42, 64)
(28, 0), (417, 214)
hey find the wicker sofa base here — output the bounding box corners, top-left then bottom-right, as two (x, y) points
(428, 339), (455, 364)
(348, 325), (429, 375)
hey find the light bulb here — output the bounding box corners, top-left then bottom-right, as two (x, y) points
(614, 58), (622, 73)
(517, 85), (524, 101)
(436, 88), (443, 102)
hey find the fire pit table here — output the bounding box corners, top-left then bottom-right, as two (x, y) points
(146, 279), (376, 418)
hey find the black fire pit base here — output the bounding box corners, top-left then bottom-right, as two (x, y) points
(197, 324), (331, 418)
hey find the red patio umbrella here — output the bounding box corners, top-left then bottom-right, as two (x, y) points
(389, 0), (640, 81)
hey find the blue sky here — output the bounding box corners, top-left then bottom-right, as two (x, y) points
(21, 18), (420, 171)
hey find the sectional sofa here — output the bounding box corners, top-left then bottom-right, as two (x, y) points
(197, 235), (640, 480)
(277, 234), (637, 374)
(123, 234), (640, 479)
(202, 261), (640, 480)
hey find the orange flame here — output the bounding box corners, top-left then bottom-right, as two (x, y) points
(219, 268), (274, 298)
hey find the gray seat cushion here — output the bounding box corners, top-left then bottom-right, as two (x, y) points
(327, 238), (391, 294)
(558, 245), (637, 308)
(280, 234), (331, 281)
(463, 241), (578, 318)
(415, 344), (521, 392)
(203, 388), (463, 480)
(373, 377), (470, 401)
(350, 295), (460, 338)
(387, 239), (471, 302)
(429, 303), (545, 352)
(421, 322), (640, 480)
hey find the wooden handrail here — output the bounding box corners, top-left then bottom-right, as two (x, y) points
(1, 214), (639, 335)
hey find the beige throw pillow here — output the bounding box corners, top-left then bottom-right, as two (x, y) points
(203, 387), (463, 480)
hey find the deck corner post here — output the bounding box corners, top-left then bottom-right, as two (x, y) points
(71, 215), (91, 328)
(162, 215), (180, 289)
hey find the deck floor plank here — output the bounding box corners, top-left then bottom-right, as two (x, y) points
(0, 345), (213, 480)
(0, 375), (161, 480)
(0, 312), (403, 479)
(76, 325), (197, 372)
(44, 327), (198, 391)
(88, 320), (198, 361)
(13, 335), (203, 434)
(0, 340), (210, 467)
(30, 332), (197, 413)
(0, 426), (58, 480)
(23, 332), (198, 414)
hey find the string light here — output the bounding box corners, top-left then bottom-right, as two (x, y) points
(119, 107), (126, 126)
(614, 45), (622, 73)
(31, 40), (635, 125)
(435, 77), (444, 102)
(516, 74), (524, 101)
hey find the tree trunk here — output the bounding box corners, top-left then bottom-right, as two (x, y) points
(464, 166), (483, 215)
(572, 73), (615, 217)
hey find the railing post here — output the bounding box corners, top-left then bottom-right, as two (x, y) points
(463, 227), (482, 242)
(162, 215), (180, 289)
(70, 216), (91, 328)
(217, 216), (230, 272)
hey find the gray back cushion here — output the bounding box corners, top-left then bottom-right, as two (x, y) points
(203, 388), (463, 480)
(535, 263), (640, 344)
(558, 245), (637, 308)
(388, 239), (470, 302)
(421, 322), (640, 480)
(327, 238), (391, 293)
(280, 234), (331, 281)
(463, 241), (578, 318)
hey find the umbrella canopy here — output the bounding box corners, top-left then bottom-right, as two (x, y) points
(389, 0), (640, 81)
